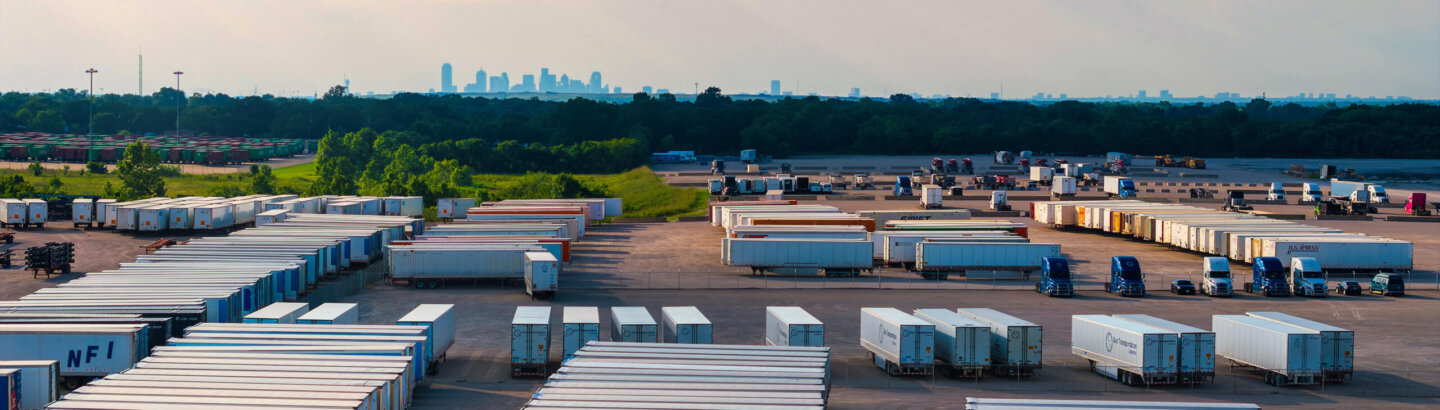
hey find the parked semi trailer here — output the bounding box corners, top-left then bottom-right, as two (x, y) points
(561, 307), (599, 361)
(1071, 315), (1179, 385)
(660, 306), (712, 344)
(1246, 312), (1353, 383)
(766, 306), (824, 347)
(511, 306), (551, 377)
(1113, 314), (1216, 384)
(0, 324), (149, 389)
(860, 308), (935, 376)
(913, 309), (990, 378)
(722, 238), (874, 277)
(913, 242), (1061, 280)
(1213, 315), (1321, 386)
(957, 308), (1042, 377)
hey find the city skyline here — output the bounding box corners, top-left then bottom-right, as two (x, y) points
(2, 1), (1436, 99)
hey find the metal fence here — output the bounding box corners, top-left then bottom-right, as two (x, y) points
(554, 269), (1440, 292)
(826, 357), (1440, 398)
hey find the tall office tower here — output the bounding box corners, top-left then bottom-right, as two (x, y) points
(590, 72), (603, 93)
(519, 74), (536, 92)
(849, 88), (860, 98)
(540, 68), (555, 92)
(440, 63), (456, 93)
(490, 73), (510, 93)
(770, 80), (780, 95)
(642, 86), (653, 94)
(1137, 90), (1147, 99)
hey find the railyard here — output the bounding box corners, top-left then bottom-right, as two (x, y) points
(0, 155), (1435, 409)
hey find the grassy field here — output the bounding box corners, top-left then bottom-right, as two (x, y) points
(2, 163), (705, 219)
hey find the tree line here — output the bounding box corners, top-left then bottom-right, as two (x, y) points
(3, 87), (1437, 159)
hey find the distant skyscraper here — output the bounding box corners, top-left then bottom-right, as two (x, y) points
(1137, 90), (1147, 99)
(518, 74), (536, 92)
(657, 89), (669, 94)
(989, 92), (1000, 99)
(770, 80), (780, 95)
(642, 86), (653, 94)
(539, 68), (555, 92)
(1059, 93), (1067, 99)
(613, 87), (622, 94)
(1159, 89), (1172, 99)
(490, 73), (509, 93)
(464, 69), (488, 93)
(589, 72), (603, 93)
(849, 88), (860, 98)
(440, 63), (456, 93)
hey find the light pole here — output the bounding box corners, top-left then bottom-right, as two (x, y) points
(173, 71), (184, 136)
(86, 68), (98, 161)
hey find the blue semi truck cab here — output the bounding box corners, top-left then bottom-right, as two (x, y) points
(1245, 257), (1291, 296)
(1106, 256), (1146, 297)
(894, 176), (913, 196)
(1034, 257), (1074, 297)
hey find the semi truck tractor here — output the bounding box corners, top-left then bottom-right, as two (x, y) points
(1033, 257), (1074, 297)
(1245, 257), (1291, 296)
(1200, 257), (1234, 297)
(1105, 256), (1146, 297)
(1288, 257), (1326, 297)
(1103, 176), (1137, 198)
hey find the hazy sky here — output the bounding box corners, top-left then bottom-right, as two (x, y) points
(2, 0), (1437, 99)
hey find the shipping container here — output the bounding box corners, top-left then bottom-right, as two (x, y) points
(382, 197), (422, 217)
(72, 198), (94, 227)
(437, 198), (476, 219)
(561, 307), (600, 361)
(765, 307), (823, 347)
(1212, 315), (1322, 386)
(1246, 312), (1353, 383)
(1071, 315), (1179, 385)
(0, 360), (58, 410)
(912, 309), (990, 378)
(22, 199), (46, 226)
(609, 307), (657, 343)
(512, 306), (552, 377)
(255, 209), (288, 227)
(524, 252), (559, 298)
(957, 308), (1042, 377)
(1113, 314), (1215, 384)
(660, 307), (712, 344)
(396, 304), (456, 370)
(241, 303), (309, 324)
(859, 308), (934, 376)
(296, 303), (360, 325)
(193, 204), (235, 230)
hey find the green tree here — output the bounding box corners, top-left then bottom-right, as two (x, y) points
(111, 141), (167, 200)
(249, 164), (277, 194)
(27, 161), (42, 176)
(0, 175), (29, 197)
(86, 161), (108, 174)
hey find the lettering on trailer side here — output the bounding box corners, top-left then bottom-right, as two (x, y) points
(1287, 245), (1320, 252)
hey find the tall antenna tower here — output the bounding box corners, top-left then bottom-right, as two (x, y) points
(138, 46), (144, 95)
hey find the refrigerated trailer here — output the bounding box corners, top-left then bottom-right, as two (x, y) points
(512, 306), (551, 377)
(72, 198), (95, 228)
(660, 307), (712, 344)
(241, 302), (309, 324)
(765, 307), (824, 347)
(610, 307), (657, 343)
(1213, 315), (1322, 386)
(1113, 314), (1215, 384)
(1071, 315), (1179, 385)
(562, 307), (600, 361)
(957, 308), (1042, 377)
(396, 304), (456, 372)
(913, 309), (990, 378)
(524, 251), (559, 299)
(860, 308), (935, 376)
(0, 360), (59, 410)
(296, 303), (359, 325)
(437, 198), (476, 219)
(1246, 312), (1353, 383)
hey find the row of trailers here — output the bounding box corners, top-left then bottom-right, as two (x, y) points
(386, 197), (622, 297)
(0, 213), (426, 404)
(711, 202), (1057, 278)
(35, 303), (454, 410)
(1032, 199), (1413, 272)
(72, 195), (426, 231)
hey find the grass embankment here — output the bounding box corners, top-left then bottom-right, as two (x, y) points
(1, 163), (704, 219)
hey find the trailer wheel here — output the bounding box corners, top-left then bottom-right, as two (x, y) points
(428, 280), (441, 289)
(414, 281), (426, 290)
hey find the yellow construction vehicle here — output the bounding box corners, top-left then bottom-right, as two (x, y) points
(1182, 157), (1206, 169)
